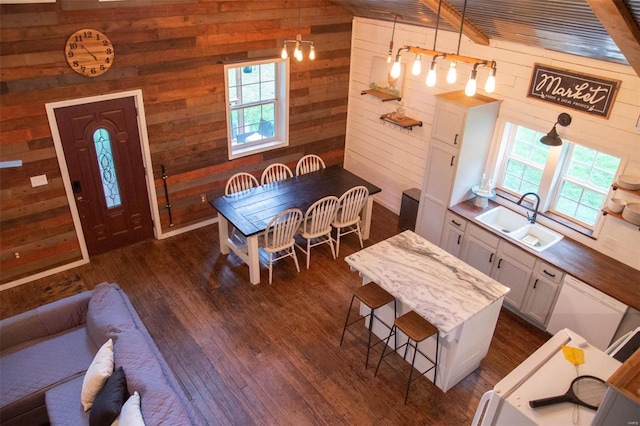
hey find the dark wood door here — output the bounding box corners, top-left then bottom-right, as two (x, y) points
(55, 97), (154, 256)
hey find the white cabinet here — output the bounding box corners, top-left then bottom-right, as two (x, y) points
(460, 223), (499, 276)
(415, 91), (501, 245)
(522, 261), (563, 326)
(461, 222), (563, 325)
(440, 212), (467, 258)
(495, 243), (536, 309)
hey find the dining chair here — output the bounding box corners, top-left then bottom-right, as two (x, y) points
(224, 172), (259, 247)
(260, 208), (303, 284)
(225, 172), (259, 195)
(261, 163), (293, 185)
(332, 185), (369, 256)
(295, 154), (326, 176)
(296, 196), (339, 268)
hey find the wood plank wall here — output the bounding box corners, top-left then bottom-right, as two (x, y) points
(0, 0), (353, 284)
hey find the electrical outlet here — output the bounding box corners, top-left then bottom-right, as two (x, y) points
(14, 252), (20, 259)
(200, 194), (207, 203)
(602, 236), (618, 251)
(30, 174), (48, 187)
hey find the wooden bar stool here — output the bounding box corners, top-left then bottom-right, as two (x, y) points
(340, 283), (397, 369)
(375, 310), (439, 404)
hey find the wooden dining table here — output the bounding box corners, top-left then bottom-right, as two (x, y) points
(210, 166), (382, 284)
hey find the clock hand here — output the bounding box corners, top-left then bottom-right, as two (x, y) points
(80, 45), (98, 61)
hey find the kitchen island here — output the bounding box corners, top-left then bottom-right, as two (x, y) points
(345, 230), (510, 392)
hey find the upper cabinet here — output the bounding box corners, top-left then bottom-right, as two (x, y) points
(415, 91), (502, 245)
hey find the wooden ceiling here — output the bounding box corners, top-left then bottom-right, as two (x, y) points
(330, 0), (640, 76)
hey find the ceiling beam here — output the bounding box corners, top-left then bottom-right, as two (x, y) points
(419, 0), (490, 46)
(586, 0), (640, 76)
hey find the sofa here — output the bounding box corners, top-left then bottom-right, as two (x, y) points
(0, 282), (204, 425)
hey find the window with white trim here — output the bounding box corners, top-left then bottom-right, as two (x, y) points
(224, 58), (289, 159)
(496, 122), (621, 230)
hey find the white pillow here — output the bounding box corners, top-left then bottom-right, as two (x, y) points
(81, 338), (114, 411)
(111, 391), (145, 426)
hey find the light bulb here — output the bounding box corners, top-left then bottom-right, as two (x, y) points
(309, 45), (316, 60)
(281, 46), (288, 60)
(294, 42), (302, 61)
(411, 55), (421, 76)
(465, 69), (477, 96)
(387, 51), (392, 64)
(446, 62), (457, 84)
(390, 58), (402, 79)
(426, 61), (437, 87)
(484, 68), (496, 93)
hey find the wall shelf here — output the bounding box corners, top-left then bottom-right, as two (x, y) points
(604, 184), (640, 229)
(361, 89), (401, 102)
(602, 208), (640, 230)
(379, 113), (422, 130)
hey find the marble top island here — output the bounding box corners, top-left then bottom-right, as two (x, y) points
(345, 231), (510, 392)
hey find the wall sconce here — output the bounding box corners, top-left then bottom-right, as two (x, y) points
(540, 113), (572, 146)
(281, 0), (315, 61)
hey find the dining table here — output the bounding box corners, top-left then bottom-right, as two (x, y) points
(210, 166), (381, 285)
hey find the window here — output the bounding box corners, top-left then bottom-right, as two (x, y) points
(224, 58), (289, 159)
(496, 122), (621, 230)
(93, 128), (122, 208)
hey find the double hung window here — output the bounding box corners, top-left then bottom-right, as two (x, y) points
(224, 58), (289, 159)
(496, 122), (621, 230)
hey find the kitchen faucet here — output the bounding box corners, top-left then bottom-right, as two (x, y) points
(517, 192), (540, 224)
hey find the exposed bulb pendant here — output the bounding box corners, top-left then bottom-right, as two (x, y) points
(411, 54), (422, 76)
(281, 0), (314, 62)
(484, 67), (496, 93)
(390, 56), (402, 79)
(426, 60), (437, 87)
(465, 68), (477, 96)
(446, 62), (457, 84)
(387, 14), (398, 64)
(294, 40), (302, 61)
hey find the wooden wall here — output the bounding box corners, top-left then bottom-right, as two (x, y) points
(0, 0), (353, 284)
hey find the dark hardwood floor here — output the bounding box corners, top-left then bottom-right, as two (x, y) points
(0, 202), (550, 425)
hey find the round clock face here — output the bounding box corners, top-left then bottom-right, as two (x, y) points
(65, 29), (114, 77)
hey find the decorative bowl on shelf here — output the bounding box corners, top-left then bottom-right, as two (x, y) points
(617, 175), (640, 190)
(621, 203), (640, 225)
(608, 197), (627, 213)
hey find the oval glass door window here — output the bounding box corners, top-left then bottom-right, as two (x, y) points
(93, 128), (122, 208)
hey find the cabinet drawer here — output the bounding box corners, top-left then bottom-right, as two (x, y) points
(467, 223), (500, 248)
(535, 261), (564, 284)
(445, 211), (467, 231)
(499, 242), (537, 269)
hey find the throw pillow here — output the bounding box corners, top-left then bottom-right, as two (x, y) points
(81, 338), (115, 411)
(89, 366), (128, 426)
(112, 391), (145, 426)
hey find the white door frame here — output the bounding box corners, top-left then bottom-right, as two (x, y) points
(44, 89), (162, 263)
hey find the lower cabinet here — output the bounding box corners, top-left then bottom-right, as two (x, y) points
(440, 212), (466, 258)
(521, 261), (563, 325)
(458, 223), (563, 326)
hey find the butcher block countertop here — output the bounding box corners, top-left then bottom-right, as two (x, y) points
(450, 200), (640, 312)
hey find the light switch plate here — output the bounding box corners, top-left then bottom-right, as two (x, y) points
(30, 174), (48, 187)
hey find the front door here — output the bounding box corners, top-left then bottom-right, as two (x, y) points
(55, 97), (154, 256)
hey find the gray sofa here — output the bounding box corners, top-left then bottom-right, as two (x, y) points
(0, 282), (204, 425)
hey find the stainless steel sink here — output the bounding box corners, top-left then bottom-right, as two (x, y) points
(475, 206), (563, 252)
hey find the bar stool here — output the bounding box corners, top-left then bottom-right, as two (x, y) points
(340, 283), (397, 369)
(375, 310), (439, 404)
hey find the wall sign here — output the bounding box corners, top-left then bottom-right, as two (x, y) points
(527, 63), (620, 119)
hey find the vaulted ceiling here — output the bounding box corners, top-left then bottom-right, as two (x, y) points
(330, 0), (640, 76)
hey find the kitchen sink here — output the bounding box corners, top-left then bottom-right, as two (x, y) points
(475, 206), (563, 252)
(474, 205), (529, 234)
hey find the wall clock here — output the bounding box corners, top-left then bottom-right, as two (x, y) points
(65, 29), (114, 77)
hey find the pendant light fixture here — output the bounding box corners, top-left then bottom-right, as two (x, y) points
(387, 0), (497, 96)
(281, 0), (315, 61)
(540, 113), (572, 146)
(387, 14), (398, 64)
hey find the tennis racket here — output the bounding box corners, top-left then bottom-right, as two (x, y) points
(529, 375), (607, 410)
